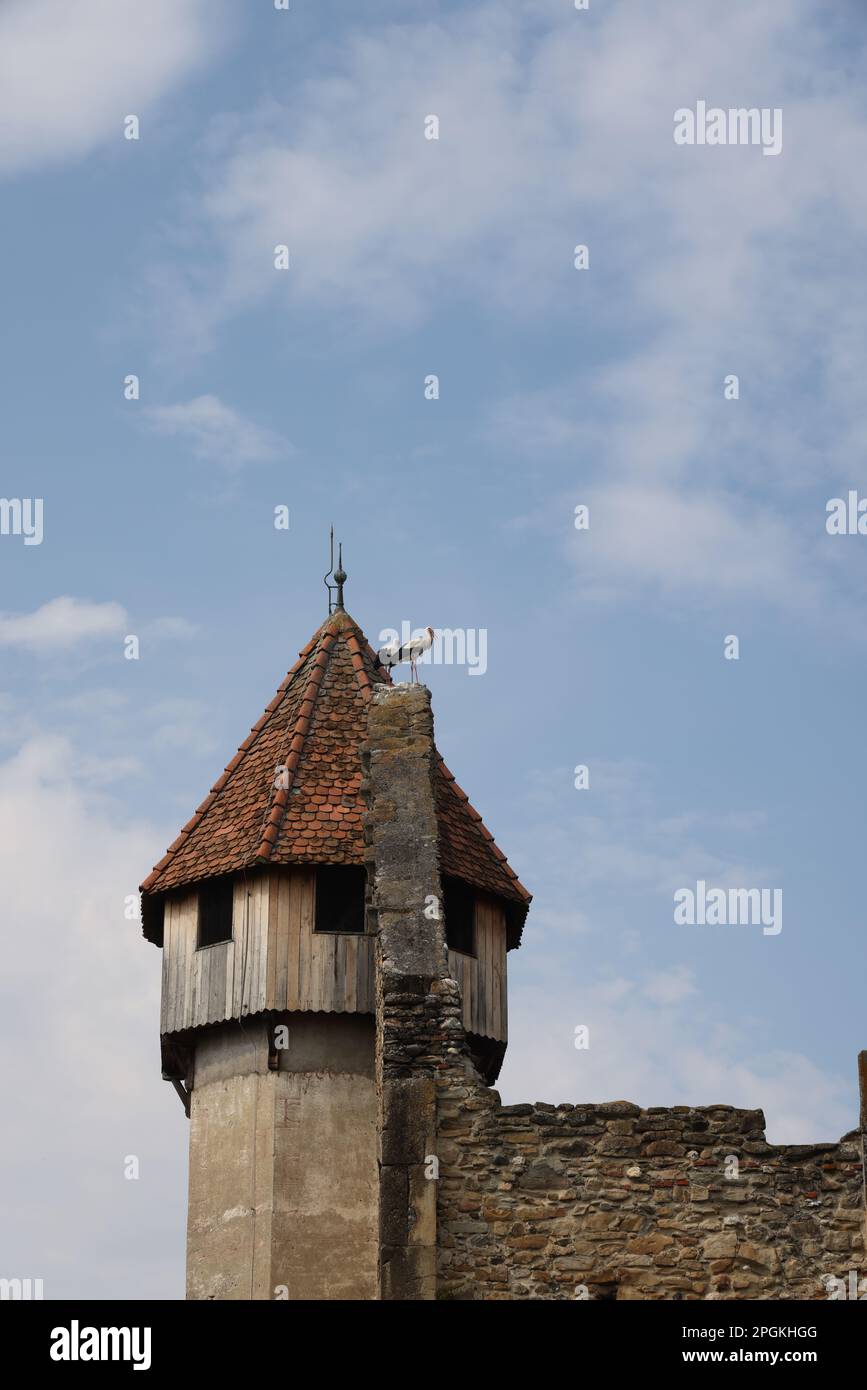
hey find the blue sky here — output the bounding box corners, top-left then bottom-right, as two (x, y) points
(2, 0), (867, 1298)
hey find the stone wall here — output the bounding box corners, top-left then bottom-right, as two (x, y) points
(436, 1071), (864, 1300)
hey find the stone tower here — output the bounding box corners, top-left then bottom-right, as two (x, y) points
(139, 595), (530, 1300)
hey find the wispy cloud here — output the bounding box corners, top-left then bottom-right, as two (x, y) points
(0, 0), (229, 177)
(149, 1), (867, 338)
(136, 0), (867, 626)
(574, 485), (824, 613)
(145, 394), (291, 470)
(0, 598), (127, 652)
(518, 759), (773, 907)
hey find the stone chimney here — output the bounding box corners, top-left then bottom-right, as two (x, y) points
(362, 682), (465, 1299)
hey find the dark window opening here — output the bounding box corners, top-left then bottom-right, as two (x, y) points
(197, 877), (234, 948)
(314, 865), (365, 933)
(443, 876), (476, 955)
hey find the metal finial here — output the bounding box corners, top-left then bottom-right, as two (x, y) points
(333, 543), (346, 611)
(324, 527), (347, 614)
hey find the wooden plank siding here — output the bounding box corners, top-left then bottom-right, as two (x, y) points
(160, 868), (375, 1035)
(161, 872), (507, 1041)
(446, 895), (508, 1042)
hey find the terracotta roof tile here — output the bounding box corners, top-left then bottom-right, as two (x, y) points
(140, 608), (530, 945)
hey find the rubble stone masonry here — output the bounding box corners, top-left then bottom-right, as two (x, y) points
(436, 1078), (864, 1300)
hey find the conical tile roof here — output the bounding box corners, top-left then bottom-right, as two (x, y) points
(140, 608), (530, 944)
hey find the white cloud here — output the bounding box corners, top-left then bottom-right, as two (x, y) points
(0, 0), (228, 176)
(153, 1), (867, 335)
(0, 734), (183, 1296)
(151, 4), (565, 336)
(0, 597), (127, 652)
(577, 484), (824, 612)
(128, 0), (864, 633)
(146, 394), (291, 470)
(133, 0), (867, 620)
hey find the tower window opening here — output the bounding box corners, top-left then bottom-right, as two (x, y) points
(314, 865), (366, 933)
(443, 876), (476, 955)
(197, 877), (234, 948)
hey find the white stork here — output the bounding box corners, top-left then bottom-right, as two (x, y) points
(378, 626), (435, 683)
